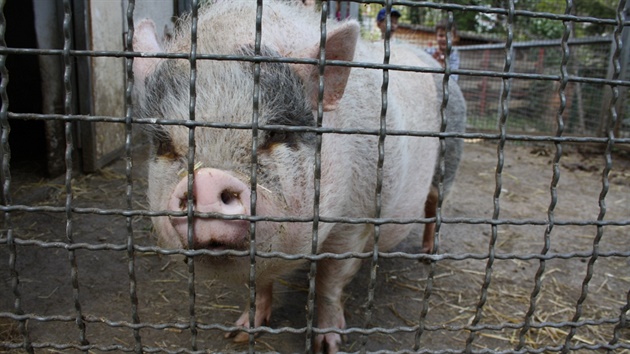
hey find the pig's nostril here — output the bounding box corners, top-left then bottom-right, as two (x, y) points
(220, 190), (239, 205)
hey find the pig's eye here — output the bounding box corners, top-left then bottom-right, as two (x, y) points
(269, 131), (288, 143)
(153, 135), (179, 159)
(260, 130), (294, 151)
(146, 126), (180, 159)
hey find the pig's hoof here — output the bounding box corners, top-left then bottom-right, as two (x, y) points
(225, 328), (257, 342)
(315, 333), (342, 354)
(224, 316), (269, 342)
(232, 331), (251, 343)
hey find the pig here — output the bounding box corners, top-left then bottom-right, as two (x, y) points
(132, 1), (447, 352)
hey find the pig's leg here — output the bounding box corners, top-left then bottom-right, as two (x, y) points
(421, 186), (439, 254)
(313, 255), (364, 353)
(226, 281), (273, 342)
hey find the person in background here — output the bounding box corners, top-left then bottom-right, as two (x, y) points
(376, 8), (401, 39)
(425, 19), (460, 81)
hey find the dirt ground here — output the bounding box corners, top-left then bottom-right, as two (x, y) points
(1, 140), (629, 353)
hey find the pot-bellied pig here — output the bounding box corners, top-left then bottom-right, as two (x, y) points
(132, 1), (456, 352)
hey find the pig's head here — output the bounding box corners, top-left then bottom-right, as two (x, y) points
(132, 13), (359, 280)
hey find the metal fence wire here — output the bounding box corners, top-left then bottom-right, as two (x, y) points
(458, 37), (629, 136)
(1, 0), (630, 353)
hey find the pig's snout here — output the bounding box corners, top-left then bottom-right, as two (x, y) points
(168, 168), (251, 250)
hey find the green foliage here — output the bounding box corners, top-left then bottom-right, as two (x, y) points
(528, 18), (566, 39)
(574, 0), (619, 36)
(401, 0), (620, 40)
(408, 7), (424, 25)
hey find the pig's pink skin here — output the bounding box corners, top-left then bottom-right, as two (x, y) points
(135, 2), (443, 352)
(152, 164), (308, 281)
(168, 168), (251, 250)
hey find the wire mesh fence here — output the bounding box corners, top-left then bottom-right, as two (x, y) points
(458, 37), (630, 137)
(1, 1), (629, 353)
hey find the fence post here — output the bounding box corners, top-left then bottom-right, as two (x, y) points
(479, 49), (490, 116)
(600, 1), (629, 138)
(614, 2), (629, 138)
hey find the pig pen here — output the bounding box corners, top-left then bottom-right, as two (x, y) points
(1, 140), (629, 353)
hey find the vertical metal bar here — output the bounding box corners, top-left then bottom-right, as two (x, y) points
(516, 1), (573, 350)
(562, 0), (626, 352)
(186, 0), (200, 350)
(124, 0), (142, 352)
(62, 0), (88, 349)
(434, 10), (455, 259)
(613, 1), (630, 138)
(608, 288), (630, 349)
(71, 0), (93, 172)
(360, 0), (395, 351)
(305, 2), (327, 352)
(464, 1), (514, 352)
(0, 0), (33, 352)
(248, 1), (263, 352)
(479, 49), (490, 117)
(415, 9), (455, 351)
(606, 8), (630, 351)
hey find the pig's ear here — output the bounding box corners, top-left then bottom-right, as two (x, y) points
(294, 21), (360, 112)
(132, 19), (163, 85)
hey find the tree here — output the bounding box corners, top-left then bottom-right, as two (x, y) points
(404, 0), (620, 40)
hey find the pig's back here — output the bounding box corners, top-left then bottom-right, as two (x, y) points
(320, 42), (440, 252)
(170, 1), (324, 57)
